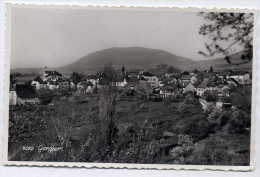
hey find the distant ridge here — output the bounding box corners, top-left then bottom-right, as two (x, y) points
(12, 48), (252, 75)
(195, 51), (252, 71)
(59, 47), (195, 73)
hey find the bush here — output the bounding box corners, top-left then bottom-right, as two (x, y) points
(202, 90), (218, 102)
(207, 107), (222, 123)
(37, 89), (55, 105)
(226, 108), (250, 134)
(230, 89), (251, 112)
(172, 115), (211, 141)
(169, 134), (194, 164)
(178, 95), (202, 115)
(191, 136), (230, 165)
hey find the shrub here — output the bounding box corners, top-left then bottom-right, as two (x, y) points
(202, 90), (218, 102)
(172, 115), (210, 141)
(178, 97), (202, 115)
(226, 108), (250, 134)
(169, 134), (194, 164)
(37, 89), (55, 105)
(190, 136), (234, 165)
(207, 107), (222, 123)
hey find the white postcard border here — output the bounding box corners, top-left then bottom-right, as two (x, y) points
(1, 2), (258, 171)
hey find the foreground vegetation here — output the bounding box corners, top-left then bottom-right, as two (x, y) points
(9, 86), (251, 165)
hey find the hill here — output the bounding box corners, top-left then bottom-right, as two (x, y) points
(60, 47), (195, 74)
(195, 51), (252, 72)
(11, 68), (43, 75)
(12, 48), (252, 75)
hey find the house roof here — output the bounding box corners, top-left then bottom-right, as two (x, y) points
(128, 71), (139, 75)
(114, 75), (126, 82)
(85, 74), (98, 80)
(161, 85), (176, 92)
(227, 78), (240, 86)
(48, 81), (59, 85)
(79, 81), (94, 87)
(44, 70), (62, 77)
(181, 74), (192, 80)
(33, 76), (44, 84)
(127, 76), (139, 83)
(222, 85), (231, 90)
(183, 82), (196, 93)
(197, 78), (217, 88)
(16, 84), (38, 99)
(142, 72), (154, 77)
(203, 72), (216, 78)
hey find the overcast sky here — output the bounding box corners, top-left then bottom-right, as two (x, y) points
(10, 6), (230, 68)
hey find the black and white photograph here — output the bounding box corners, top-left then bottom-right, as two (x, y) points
(6, 5), (255, 168)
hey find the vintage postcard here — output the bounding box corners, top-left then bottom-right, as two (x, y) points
(2, 3), (256, 170)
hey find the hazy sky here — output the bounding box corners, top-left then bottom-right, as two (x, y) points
(10, 6), (224, 68)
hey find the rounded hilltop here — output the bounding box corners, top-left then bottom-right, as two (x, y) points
(60, 47), (195, 74)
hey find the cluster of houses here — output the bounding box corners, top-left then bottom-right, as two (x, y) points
(9, 66), (251, 108)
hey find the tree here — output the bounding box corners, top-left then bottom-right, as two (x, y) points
(98, 64), (118, 155)
(70, 72), (82, 90)
(178, 94), (202, 115)
(182, 71), (190, 75)
(198, 12), (253, 65)
(192, 69), (199, 73)
(37, 88), (55, 105)
(202, 90), (218, 102)
(10, 74), (16, 89)
(167, 66), (177, 73)
(209, 66), (214, 72)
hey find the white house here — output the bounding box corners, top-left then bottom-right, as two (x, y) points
(113, 78), (128, 87)
(77, 81), (95, 94)
(86, 85), (94, 94)
(47, 82), (59, 90)
(159, 89), (175, 98)
(139, 71), (159, 87)
(142, 75), (159, 87)
(227, 73), (251, 85)
(9, 90), (17, 105)
(31, 80), (41, 90)
(195, 79), (208, 97)
(40, 69), (63, 82)
(216, 101), (223, 109)
(180, 75), (192, 87)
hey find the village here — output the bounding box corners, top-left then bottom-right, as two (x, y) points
(9, 65), (252, 112)
(8, 63), (252, 164)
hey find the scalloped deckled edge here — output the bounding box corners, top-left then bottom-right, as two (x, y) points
(3, 161), (255, 171)
(3, 0), (260, 12)
(1, 2), (258, 171)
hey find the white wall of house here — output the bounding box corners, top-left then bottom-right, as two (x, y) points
(216, 101), (223, 109)
(47, 84), (59, 90)
(114, 78), (127, 87)
(227, 74), (251, 85)
(31, 81), (41, 90)
(159, 90), (175, 98)
(143, 76), (159, 87)
(9, 90), (17, 105)
(86, 86), (94, 94)
(196, 88), (205, 97)
(87, 79), (98, 86)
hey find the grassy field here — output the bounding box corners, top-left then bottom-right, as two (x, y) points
(8, 91), (251, 165)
